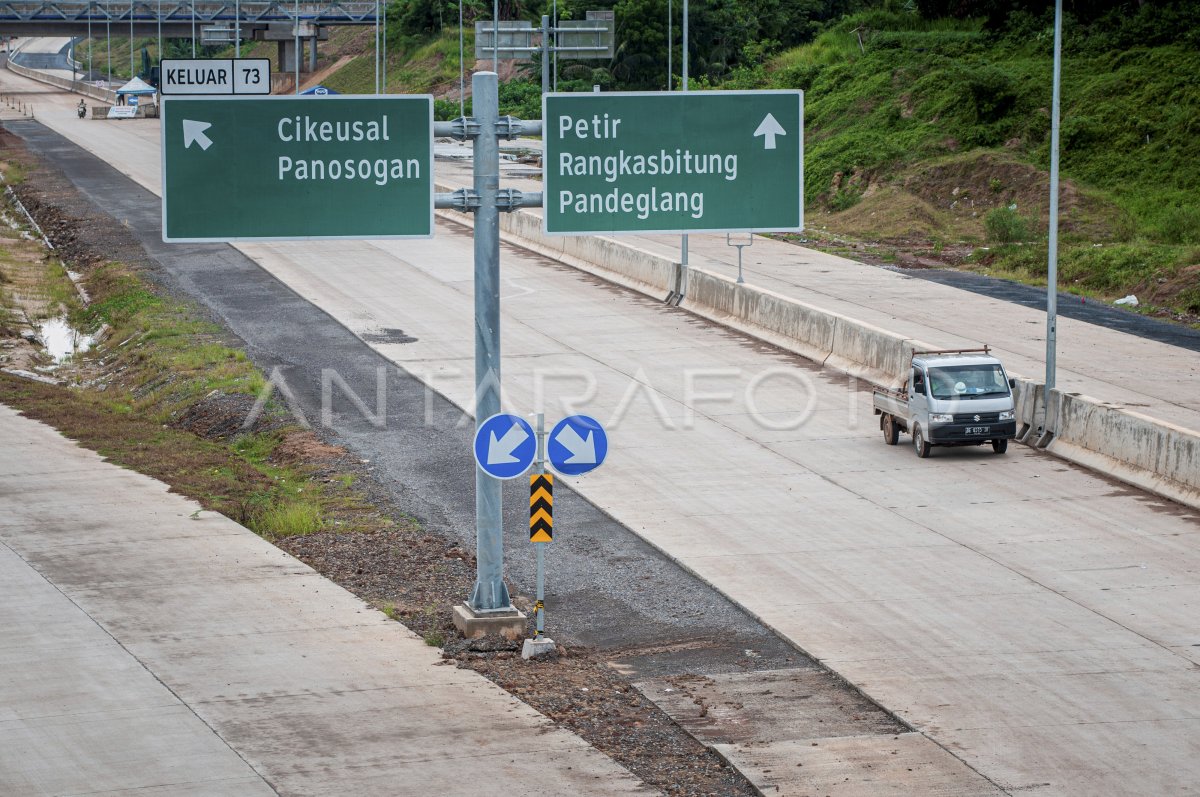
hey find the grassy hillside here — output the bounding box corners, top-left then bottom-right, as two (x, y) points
(725, 9), (1199, 319)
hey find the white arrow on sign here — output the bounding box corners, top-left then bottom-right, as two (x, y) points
(182, 119), (213, 151)
(487, 424), (529, 465)
(753, 113), (786, 150)
(555, 425), (596, 465)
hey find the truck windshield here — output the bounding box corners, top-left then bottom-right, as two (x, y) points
(927, 364), (1009, 399)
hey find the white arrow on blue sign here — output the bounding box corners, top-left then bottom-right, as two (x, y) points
(473, 414), (537, 479)
(548, 415), (608, 476)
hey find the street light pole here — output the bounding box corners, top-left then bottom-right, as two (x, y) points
(106, 0), (112, 88)
(679, 0), (688, 291)
(459, 0), (464, 118)
(1046, 0), (1063, 391)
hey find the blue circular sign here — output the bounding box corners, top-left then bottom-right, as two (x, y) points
(548, 415), (608, 476)
(473, 414), (536, 479)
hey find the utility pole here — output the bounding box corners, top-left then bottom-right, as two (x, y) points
(679, 0), (688, 294)
(1045, 0), (1063, 392)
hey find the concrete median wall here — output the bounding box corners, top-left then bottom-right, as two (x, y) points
(5, 59), (117, 104)
(1047, 391), (1200, 508)
(436, 199), (1199, 510)
(682, 268), (837, 366)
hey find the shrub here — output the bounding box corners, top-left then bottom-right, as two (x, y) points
(985, 207), (1034, 242)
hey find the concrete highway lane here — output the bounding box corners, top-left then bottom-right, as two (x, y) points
(4, 70), (1200, 795)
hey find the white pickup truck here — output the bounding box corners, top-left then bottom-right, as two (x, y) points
(873, 347), (1018, 458)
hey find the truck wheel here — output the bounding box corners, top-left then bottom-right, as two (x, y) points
(992, 439), (1008, 454)
(913, 425), (931, 458)
(882, 414), (899, 445)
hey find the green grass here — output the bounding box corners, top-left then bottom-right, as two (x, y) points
(717, 8), (1200, 314)
(252, 499), (324, 538)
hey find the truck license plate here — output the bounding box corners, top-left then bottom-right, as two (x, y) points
(966, 426), (990, 435)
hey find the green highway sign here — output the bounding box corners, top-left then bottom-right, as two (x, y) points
(161, 95), (433, 242)
(543, 91), (803, 235)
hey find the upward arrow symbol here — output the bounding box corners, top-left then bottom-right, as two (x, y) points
(182, 119), (213, 151)
(753, 113), (786, 150)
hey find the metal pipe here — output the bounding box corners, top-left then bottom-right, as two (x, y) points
(467, 71), (512, 613)
(1046, 0), (1062, 392)
(680, 0), (689, 292)
(374, 0), (379, 93)
(106, 0), (111, 88)
(541, 14), (549, 98)
(191, 0), (195, 57)
(129, 0), (133, 77)
(534, 412), (546, 637)
(492, 0), (498, 72)
(667, 0), (671, 90)
(294, 0), (299, 93)
(235, 0), (240, 56)
(458, 0), (464, 118)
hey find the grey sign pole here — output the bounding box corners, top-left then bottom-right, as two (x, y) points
(541, 15), (550, 97)
(1045, 0), (1062, 392)
(534, 412), (546, 636)
(679, 0), (689, 295)
(467, 70), (512, 613)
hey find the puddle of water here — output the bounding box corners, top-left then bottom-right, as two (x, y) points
(38, 316), (96, 364)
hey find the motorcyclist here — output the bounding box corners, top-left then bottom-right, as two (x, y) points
(76, 99), (86, 118)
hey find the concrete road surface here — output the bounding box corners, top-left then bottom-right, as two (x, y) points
(0, 404), (650, 796)
(3, 69), (1200, 795)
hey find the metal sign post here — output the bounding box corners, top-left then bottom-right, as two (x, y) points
(726, 232), (752, 284)
(437, 72), (543, 639)
(531, 414), (552, 632)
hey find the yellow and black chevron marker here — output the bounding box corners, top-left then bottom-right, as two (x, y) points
(529, 473), (554, 543)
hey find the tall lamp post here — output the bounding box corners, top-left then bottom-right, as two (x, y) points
(679, 0), (688, 289)
(1045, 0), (1063, 392)
(106, 0), (112, 88)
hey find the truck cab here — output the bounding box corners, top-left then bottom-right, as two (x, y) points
(873, 348), (1017, 458)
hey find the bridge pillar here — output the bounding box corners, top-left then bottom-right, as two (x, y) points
(257, 22), (327, 77)
(278, 38), (304, 74)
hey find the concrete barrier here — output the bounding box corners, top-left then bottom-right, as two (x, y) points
(5, 59), (118, 105)
(681, 268), (837, 365)
(434, 185), (676, 297)
(1047, 391), (1200, 508)
(434, 188), (1200, 510)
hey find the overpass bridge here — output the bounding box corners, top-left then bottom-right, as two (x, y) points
(1, 2), (379, 74)
(0, 2), (375, 37)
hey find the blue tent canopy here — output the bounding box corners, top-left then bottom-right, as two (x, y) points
(300, 85), (340, 96)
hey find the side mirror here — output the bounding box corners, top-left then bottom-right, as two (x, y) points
(1008, 378), (1016, 389)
